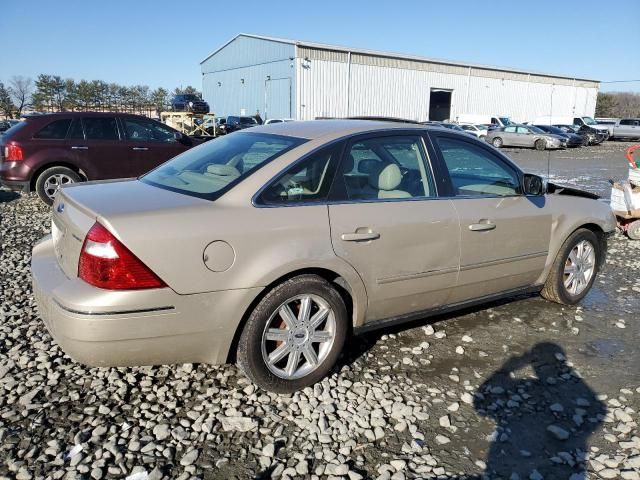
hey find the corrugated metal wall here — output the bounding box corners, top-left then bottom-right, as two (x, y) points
(296, 47), (599, 122)
(201, 37), (598, 122)
(201, 36), (296, 119)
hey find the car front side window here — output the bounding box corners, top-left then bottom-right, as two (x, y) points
(334, 136), (435, 201)
(436, 136), (521, 197)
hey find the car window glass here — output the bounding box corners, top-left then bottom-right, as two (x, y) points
(34, 119), (72, 139)
(259, 143), (341, 205)
(83, 117), (119, 140)
(436, 136), (521, 197)
(620, 120), (631, 126)
(516, 126), (530, 134)
(336, 136), (435, 201)
(66, 119), (84, 139)
(124, 118), (176, 142)
(141, 133), (304, 199)
(504, 126), (516, 133)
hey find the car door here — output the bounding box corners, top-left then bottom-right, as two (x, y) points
(516, 126), (535, 147)
(120, 116), (187, 176)
(328, 133), (460, 323)
(81, 116), (132, 180)
(500, 126), (519, 146)
(430, 133), (551, 302)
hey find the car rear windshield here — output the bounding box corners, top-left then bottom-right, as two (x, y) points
(0, 121), (28, 139)
(141, 133), (306, 200)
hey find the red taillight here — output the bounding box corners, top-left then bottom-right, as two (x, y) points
(78, 223), (166, 290)
(5, 143), (23, 161)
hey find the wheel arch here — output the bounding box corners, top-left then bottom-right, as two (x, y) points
(29, 161), (87, 191)
(226, 266), (366, 363)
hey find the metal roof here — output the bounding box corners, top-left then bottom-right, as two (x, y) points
(200, 33), (598, 83)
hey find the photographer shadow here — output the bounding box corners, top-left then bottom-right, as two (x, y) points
(470, 342), (606, 479)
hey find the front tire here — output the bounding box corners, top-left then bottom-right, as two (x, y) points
(541, 228), (601, 305)
(35, 166), (81, 206)
(534, 139), (546, 151)
(492, 137), (503, 148)
(237, 275), (348, 394)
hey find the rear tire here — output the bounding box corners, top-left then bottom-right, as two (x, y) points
(492, 137), (503, 148)
(541, 228), (601, 305)
(534, 139), (546, 151)
(35, 166), (81, 206)
(237, 274), (348, 394)
(627, 220), (640, 240)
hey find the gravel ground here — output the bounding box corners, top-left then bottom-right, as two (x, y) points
(1, 141), (639, 480)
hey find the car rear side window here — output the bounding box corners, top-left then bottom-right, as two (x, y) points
(123, 118), (176, 142)
(258, 143), (342, 205)
(436, 136), (521, 197)
(83, 117), (119, 140)
(66, 119), (84, 139)
(33, 119), (72, 139)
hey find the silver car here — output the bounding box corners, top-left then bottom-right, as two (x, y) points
(32, 120), (615, 393)
(486, 124), (567, 150)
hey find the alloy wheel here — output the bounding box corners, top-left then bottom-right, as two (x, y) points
(261, 294), (336, 380)
(43, 173), (74, 201)
(563, 240), (596, 295)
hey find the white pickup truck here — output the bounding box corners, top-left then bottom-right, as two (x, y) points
(603, 118), (640, 140)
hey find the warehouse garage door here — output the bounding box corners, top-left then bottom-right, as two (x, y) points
(429, 89), (452, 121)
(265, 78), (292, 120)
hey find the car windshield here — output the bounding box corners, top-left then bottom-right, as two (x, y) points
(141, 133), (305, 200)
(182, 94), (200, 101)
(528, 126), (545, 134)
(582, 117), (597, 125)
(499, 117), (512, 125)
(240, 117), (257, 125)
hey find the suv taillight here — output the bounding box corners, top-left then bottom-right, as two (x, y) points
(78, 223), (166, 290)
(5, 143), (23, 161)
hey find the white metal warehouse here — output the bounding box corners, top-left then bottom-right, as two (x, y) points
(200, 33), (599, 123)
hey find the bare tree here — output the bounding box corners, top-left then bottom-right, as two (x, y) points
(9, 76), (33, 116)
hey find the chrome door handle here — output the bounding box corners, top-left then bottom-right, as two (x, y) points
(132, 147), (149, 151)
(70, 146), (88, 150)
(341, 232), (380, 242)
(468, 222), (496, 232)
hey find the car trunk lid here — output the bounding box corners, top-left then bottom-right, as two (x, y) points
(51, 179), (211, 281)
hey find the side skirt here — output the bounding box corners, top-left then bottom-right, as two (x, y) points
(353, 285), (542, 335)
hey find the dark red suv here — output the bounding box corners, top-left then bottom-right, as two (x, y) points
(0, 112), (198, 204)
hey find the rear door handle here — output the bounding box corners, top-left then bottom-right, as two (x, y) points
(341, 232), (380, 242)
(132, 147), (149, 151)
(468, 222), (496, 232)
(70, 146), (88, 150)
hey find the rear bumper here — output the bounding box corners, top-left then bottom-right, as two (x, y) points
(0, 161), (32, 191)
(31, 235), (262, 367)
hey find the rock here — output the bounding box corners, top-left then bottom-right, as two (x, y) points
(435, 435), (450, 445)
(461, 392), (474, 404)
(153, 423), (170, 441)
(546, 425), (570, 440)
(220, 416), (258, 432)
(439, 415), (451, 428)
(179, 449), (199, 466)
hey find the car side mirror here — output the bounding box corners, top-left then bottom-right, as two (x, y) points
(174, 131), (190, 144)
(523, 173), (545, 196)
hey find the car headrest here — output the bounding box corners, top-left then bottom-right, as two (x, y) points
(369, 163), (402, 191)
(358, 158), (379, 175)
(206, 164), (241, 178)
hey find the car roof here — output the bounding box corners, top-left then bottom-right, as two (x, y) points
(23, 112), (158, 121)
(249, 119), (430, 140)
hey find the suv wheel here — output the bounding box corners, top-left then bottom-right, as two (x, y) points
(35, 166), (81, 206)
(492, 137), (503, 148)
(534, 139), (546, 151)
(541, 228), (601, 305)
(237, 274), (348, 393)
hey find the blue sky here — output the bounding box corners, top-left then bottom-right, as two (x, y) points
(1, 0), (638, 93)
